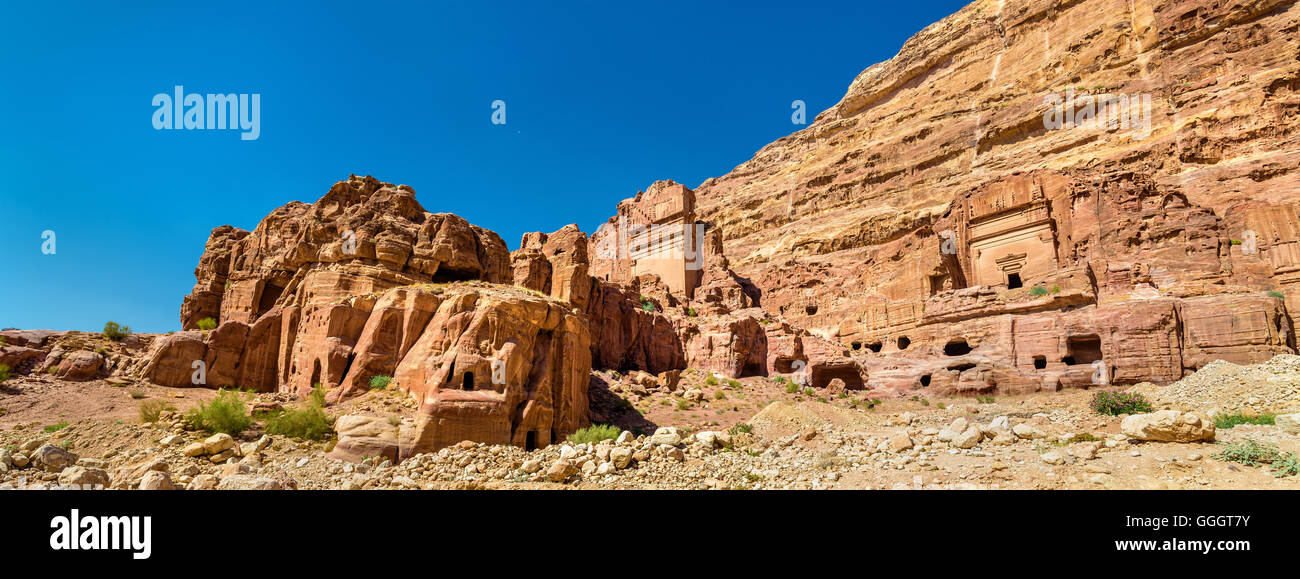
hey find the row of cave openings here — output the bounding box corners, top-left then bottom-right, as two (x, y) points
(851, 336), (911, 353)
(849, 334), (1105, 388)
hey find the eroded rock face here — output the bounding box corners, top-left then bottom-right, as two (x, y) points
(632, 0), (1300, 394)
(391, 285), (592, 456)
(179, 175), (510, 330)
(142, 177), (593, 456)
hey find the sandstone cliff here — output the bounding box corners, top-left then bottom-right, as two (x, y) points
(681, 0), (1300, 392)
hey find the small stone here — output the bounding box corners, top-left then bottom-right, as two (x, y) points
(547, 459), (578, 482)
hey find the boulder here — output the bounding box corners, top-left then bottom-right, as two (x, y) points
(1121, 411), (1216, 442)
(30, 445), (78, 473)
(58, 466), (110, 487)
(1276, 413), (1300, 434)
(138, 471), (176, 490)
(56, 351), (104, 381)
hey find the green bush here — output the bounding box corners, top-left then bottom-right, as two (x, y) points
(0, 363), (10, 384)
(1029, 286), (1049, 297)
(196, 317), (218, 331)
(138, 399), (175, 423)
(785, 382), (799, 394)
(705, 375), (719, 386)
(975, 394), (995, 404)
(262, 384), (332, 440)
(263, 405), (331, 440)
(567, 424), (621, 444)
(102, 321), (132, 341)
(369, 375), (393, 390)
(1214, 439), (1300, 477)
(44, 421), (69, 433)
(1213, 413), (1275, 430)
(1089, 391), (1153, 416)
(185, 389), (253, 434)
(1267, 290), (1285, 299)
(686, 307), (698, 317)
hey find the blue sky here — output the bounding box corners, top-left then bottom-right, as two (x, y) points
(0, 0), (968, 332)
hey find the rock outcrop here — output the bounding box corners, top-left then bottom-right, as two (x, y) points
(178, 175), (510, 331)
(142, 177), (592, 456)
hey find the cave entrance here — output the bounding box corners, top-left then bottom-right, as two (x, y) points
(944, 340), (972, 356)
(464, 371), (475, 391)
(1033, 355), (1047, 370)
(257, 280), (286, 317)
(866, 342), (882, 353)
(919, 374), (931, 387)
(897, 336), (910, 350)
(1066, 335), (1102, 365)
(525, 431), (538, 451)
(1007, 272), (1023, 289)
(811, 366), (864, 389)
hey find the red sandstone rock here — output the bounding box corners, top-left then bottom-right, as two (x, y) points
(179, 175), (510, 330)
(0, 346), (45, 375)
(55, 350), (104, 381)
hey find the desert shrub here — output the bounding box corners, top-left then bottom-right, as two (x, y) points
(686, 307), (698, 317)
(1214, 439), (1300, 477)
(1029, 286), (1049, 297)
(369, 375), (393, 390)
(102, 321), (131, 341)
(567, 424), (621, 444)
(726, 379), (741, 389)
(1089, 391), (1152, 416)
(129, 389), (146, 399)
(1267, 290), (1285, 299)
(638, 295), (654, 312)
(713, 390), (726, 400)
(44, 421), (69, 433)
(138, 399), (175, 423)
(0, 364), (10, 384)
(1214, 413), (1275, 429)
(729, 423), (753, 435)
(785, 382), (799, 394)
(705, 375), (719, 386)
(263, 404), (331, 440)
(263, 384), (332, 440)
(185, 389), (253, 434)
(975, 394), (996, 404)
(196, 317), (218, 331)
(676, 399), (690, 410)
